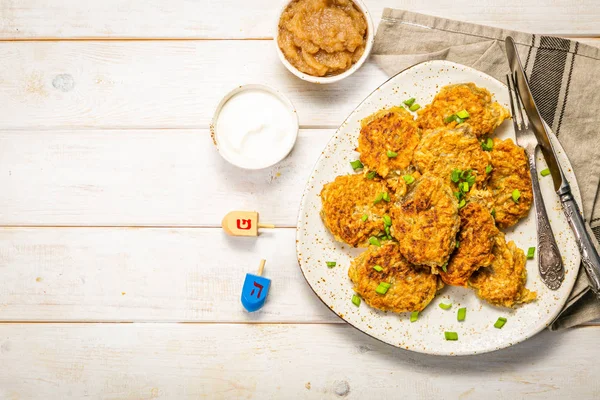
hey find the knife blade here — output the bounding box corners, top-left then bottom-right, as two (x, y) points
(505, 36), (600, 297)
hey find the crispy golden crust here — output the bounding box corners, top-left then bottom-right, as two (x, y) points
(320, 174), (390, 247)
(413, 125), (491, 186)
(440, 203), (499, 287)
(416, 83), (510, 137)
(469, 233), (537, 308)
(358, 107), (421, 178)
(390, 175), (460, 267)
(348, 243), (441, 312)
(487, 138), (533, 228)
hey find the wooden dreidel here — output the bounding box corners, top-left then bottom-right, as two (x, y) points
(241, 259), (271, 312)
(222, 211), (274, 237)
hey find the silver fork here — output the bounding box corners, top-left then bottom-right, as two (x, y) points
(506, 74), (564, 290)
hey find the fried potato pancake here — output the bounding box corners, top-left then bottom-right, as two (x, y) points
(320, 174), (390, 247)
(390, 175), (460, 268)
(413, 125), (491, 186)
(487, 138), (533, 228)
(358, 106), (421, 178)
(469, 233), (537, 308)
(348, 243), (441, 312)
(440, 202), (499, 287)
(416, 83), (510, 137)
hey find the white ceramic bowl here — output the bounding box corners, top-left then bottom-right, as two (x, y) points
(274, 0), (374, 84)
(211, 84), (299, 170)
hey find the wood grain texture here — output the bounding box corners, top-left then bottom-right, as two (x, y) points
(0, 227), (339, 322)
(0, 129), (331, 226)
(1, 0), (599, 39)
(0, 323), (599, 399)
(0, 41), (387, 129)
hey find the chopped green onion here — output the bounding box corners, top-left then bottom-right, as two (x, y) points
(441, 262), (448, 273)
(410, 311), (419, 322)
(491, 208), (496, 218)
(384, 226), (391, 236)
(444, 114), (458, 124)
(456, 240), (460, 249)
(494, 317), (507, 329)
(361, 214), (368, 222)
(374, 193), (384, 204)
(512, 189), (521, 203)
(380, 282), (391, 289)
(451, 169), (461, 183)
(454, 191), (463, 200)
(457, 307), (466, 321)
(386, 150), (398, 158)
(382, 192), (391, 202)
(403, 175), (415, 184)
(458, 199), (466, 208)
(352, 294), (361, 307)
(481, 138), (494, 151)
(445, 331), (458, 341)
(439, 302), (452, 310)
(403, 97), (416, 106)
(486, 165), (493, 174)
(409, 104), (421, 112)
(350, 160), (363, 170)
(376, 283), (390, 295)
(369, 237), (381, 247)
(366, 171), (377, 180)
(373, 265), (383, 272)
(527, 247), (535, 259)
(460, 169), (471, 180)
(540, 168), (551, 177)
(383, 215), (392, 226)
(457, 109), (470, 119)
(326, 261), (336, 268)
(461, 181), (470, 193)
(456, 117), (465, 124)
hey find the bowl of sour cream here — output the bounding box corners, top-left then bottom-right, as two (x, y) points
(211, 84), (299, 170)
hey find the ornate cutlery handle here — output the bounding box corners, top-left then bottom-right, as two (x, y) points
(528, 152), (564, 290)
(560, 191), (600, 297)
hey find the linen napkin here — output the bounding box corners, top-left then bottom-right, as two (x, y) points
(371, 9), (600, 330)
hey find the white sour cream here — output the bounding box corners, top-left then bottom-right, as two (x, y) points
(214, 86), (298, 169)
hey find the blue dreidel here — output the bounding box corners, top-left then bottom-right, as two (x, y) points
(241, 259), (271, 312)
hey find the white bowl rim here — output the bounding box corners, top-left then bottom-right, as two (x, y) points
(274, 0), (375, 84)
(211, 84), (299, 170)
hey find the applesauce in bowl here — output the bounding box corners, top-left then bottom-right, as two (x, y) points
(276, 0), (373, 83)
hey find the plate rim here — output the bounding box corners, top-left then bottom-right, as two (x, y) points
(295, 59), (582, 356)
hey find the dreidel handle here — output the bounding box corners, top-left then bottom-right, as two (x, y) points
(257, 259), (266, 276)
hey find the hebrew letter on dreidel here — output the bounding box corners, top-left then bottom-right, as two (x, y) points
(236, 218), (252, 230)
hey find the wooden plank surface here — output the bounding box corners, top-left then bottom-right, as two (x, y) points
(0, 41), (387, 129)
(0, 129), (331, 226)
(0, 227), (341, 322)
(1, 0), (600, 39)
(0, 323), (599, 399)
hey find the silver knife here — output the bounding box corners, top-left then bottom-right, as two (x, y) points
(506, 36), (600, 297)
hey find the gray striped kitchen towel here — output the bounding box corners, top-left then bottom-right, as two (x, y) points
(372, 9), (600, 330)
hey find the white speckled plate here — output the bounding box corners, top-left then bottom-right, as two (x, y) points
(296, 60), (581, 356)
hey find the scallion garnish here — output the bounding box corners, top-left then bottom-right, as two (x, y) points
(403, 175), (415, 184)
(380, 282), (391, 289)
(494, 317), (507, 329)
(461, 181), (469, 193)
(403, 97), (416, 106)
(442, 262), (448, 273)
(410, 311), (419, 322)
(451, 169), (461, 183)
(326, 261), (336, 268)
(444, 331), (458, 341)
(386, 150), (398, 158)
(439, 302), (452, 310)
(527, 247), (535, 259)
(512, 189), (521, 203)
(458, 199), (466, 208)
(491, 208), (496, 218)
(350, 160), (363, 170)
(456, 240), (460, 248)
(481, 138), (494, 151)
(409, 104), (421, 112)
(540, 168), (551, 177)
(376, 283), (390, 295)
(352, 294), (361, 307)
(456, 109), (470, 119)
(444, 114), (458, 124)
(457, 307), (466, 321)
(383, 215), (392, 226)
(382, 192), (391, 202)
(361, 214), (368, 222)
(369, 237), (381, 247)
(373, 265), (383, 272)
(374, 193), (384, 204)
(367, 171), (377, 179)
(486, 164), (493, 174)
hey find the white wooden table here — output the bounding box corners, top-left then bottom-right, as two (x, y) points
(0, 1), (599, 398)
